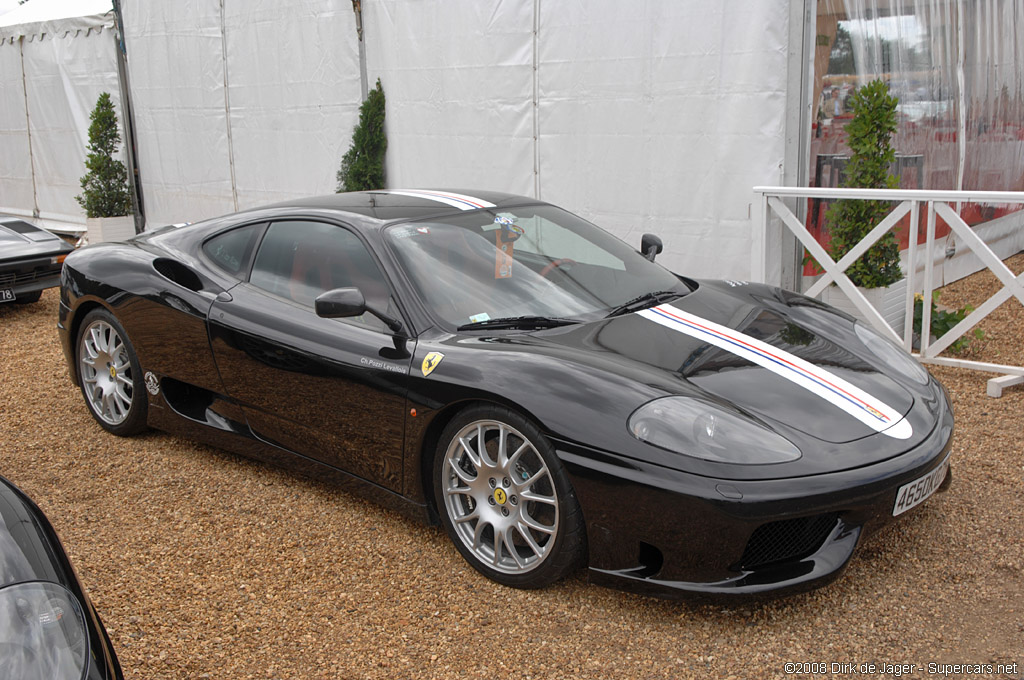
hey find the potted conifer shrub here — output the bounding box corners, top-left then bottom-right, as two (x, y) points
(337, 79), (387, 192)
(77, 92), (134, 243)
(820, 79), (906, 331)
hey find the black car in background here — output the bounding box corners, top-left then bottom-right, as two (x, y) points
(0, 216), (74, 305)
(0, 475), (123, 679)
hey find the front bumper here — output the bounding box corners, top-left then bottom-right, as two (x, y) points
(0, 259), (62, 300)
(556, 404), (954, 600)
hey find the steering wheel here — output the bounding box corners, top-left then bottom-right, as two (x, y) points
(539, 258), (577, 278)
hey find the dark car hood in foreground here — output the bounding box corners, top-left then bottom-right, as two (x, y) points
(0, 476), (123, 679)
(447, 280), (942, 480)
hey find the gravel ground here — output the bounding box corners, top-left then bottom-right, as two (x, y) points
(1, 258), (1022, 680)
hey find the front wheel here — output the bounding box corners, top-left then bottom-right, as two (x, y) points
(76, 308), (148, 436)
(434, 405), (585, 588)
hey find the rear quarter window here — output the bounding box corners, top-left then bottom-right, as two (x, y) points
(202, 223), (265, 277)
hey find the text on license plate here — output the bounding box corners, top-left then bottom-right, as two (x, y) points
(893, 456), (949, 516)
(0, 288), (14, 302)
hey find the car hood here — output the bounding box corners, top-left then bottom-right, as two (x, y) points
(512, 281), (924, 457)
(0, 225), (72, 263)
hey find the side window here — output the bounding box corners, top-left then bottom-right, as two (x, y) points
(249, 220), (392, 329)
(203, 223), (264, 276)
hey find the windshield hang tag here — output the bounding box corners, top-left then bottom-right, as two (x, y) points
(494, 215), (523, 242)
(494, 229), (514, 279)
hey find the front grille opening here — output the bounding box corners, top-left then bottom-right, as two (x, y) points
(738, 514), (839, 570)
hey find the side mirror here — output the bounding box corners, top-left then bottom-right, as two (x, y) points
(640, 233), (663, 262)
(315, 287), (403, 334)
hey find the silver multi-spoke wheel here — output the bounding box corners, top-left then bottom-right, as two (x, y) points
(441, 419), (560, 575)
(79, 318), (135, 425)
(76, 310), (147, 435)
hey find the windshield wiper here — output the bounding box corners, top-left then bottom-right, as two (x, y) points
(604, 290), (682, 318)
(457, 315), (579, 331)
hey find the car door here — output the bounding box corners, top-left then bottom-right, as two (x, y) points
(206, 219), (412, 492)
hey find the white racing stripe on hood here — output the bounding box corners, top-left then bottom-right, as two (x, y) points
(638, 304), (913, 440)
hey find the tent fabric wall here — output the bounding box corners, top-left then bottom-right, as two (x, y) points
(362, 0), (537, 198)
(363, 0), (790, 278)
(535, 2), (789, 276)
(23, 26), (121, 222)
(121, 0), (236, 222)
(5, 0), (796, 280)
(122, 0), (363, 225)
(0, 13), (120, 223)
(223, 1), (362, 209)
(0, 38), (34, 214)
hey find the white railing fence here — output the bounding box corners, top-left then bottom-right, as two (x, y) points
(752, 186), (1024, 397)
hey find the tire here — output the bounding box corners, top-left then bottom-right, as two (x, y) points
(13, 291), (41, 304)
(433, 404), (586, 588)
(76, 308), (148, 436)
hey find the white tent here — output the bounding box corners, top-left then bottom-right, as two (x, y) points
(120, 0), (799, 279)
(0, 0), (119, 231)
(5, 0), (1019, 280)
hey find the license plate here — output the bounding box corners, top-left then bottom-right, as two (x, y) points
(0, 288), (14, 303)
(893, 456), (949, 516)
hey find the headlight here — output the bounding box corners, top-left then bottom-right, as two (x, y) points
(628, 397), (801, 464)
(854, 321), (930, 385)
(0, 582), (88, 680)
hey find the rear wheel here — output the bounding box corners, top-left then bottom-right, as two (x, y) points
(434, 405), (585, 588)
(76, 309), (148, 436)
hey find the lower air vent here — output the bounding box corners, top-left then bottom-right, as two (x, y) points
(739, 514), (839, 570)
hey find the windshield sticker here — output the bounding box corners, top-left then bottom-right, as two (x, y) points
(494, 230), (515, 279)
(416, 226), (431, 235)
(468, 312), (491, 324)
(638, 304), (912, 440)
(381, 190), (497, 211)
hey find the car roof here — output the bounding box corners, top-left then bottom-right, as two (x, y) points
(256, 189), (543, 223)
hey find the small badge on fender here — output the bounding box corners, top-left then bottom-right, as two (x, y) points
(144, 371), (160, 395)
(421, 352), (445, 377)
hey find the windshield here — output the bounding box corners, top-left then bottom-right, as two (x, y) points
(385, 205), (691, 328)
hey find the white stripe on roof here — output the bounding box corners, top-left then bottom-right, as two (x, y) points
(381, 190), (497, 211)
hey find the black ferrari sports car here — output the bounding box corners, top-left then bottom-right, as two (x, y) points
(0, 475), (123, 679)
(57, 190), (953, 598)
(1, 215), (74, 305)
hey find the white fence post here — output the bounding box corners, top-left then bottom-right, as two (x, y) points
(752, 186), (1024, 397)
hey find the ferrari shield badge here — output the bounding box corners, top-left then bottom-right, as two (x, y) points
(421, 352), (445, 377)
